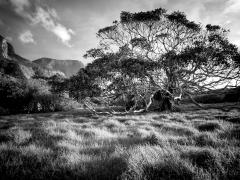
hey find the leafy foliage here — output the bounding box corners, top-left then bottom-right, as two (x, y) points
(67, 68), (101, 101)
(97, 8), (238, 95)
(120, 8), (166, 22)
(47, 74), (67, 95)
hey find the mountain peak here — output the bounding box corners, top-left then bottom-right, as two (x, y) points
(0, 35), (15, 59)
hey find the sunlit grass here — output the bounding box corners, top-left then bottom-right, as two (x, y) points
(0, 105), (240, 179)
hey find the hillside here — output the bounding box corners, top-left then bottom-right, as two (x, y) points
(1, 35), (83, 79)
(0, 34), (82, 115)
(0, 35), (66, 79)
(34, 58), (84, 78)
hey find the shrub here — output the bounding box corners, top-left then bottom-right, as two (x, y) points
(0, 74), (75, 114)
(0, 75), (30, 113)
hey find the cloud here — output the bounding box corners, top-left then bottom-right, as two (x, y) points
(19, 30), (36, 44)
(9, 0), (31, 19)
(31, 7), (75, 47)
(224, 0), (240, 14)
(9, 0), (30, 12)
(8, 0), (74, 47)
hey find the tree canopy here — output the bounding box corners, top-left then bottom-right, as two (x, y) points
(78, 7), (240, 109)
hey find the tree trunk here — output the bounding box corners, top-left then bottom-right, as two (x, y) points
(146, 90), (172, 111)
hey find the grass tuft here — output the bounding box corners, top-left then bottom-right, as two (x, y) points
(160, 123), (198, 136)
(194, 132), (217, 147)
(8, 127), (32, 145)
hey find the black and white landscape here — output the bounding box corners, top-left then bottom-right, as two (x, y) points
(0, 0), (240, 179)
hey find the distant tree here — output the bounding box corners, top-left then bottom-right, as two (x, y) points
(32, 66), (46, 79)
(48, 74), (67, 96)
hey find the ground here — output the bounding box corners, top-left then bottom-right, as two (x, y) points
(0, 104), (240, 180)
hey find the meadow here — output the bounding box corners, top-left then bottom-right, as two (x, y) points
(0, 104), (240, 180)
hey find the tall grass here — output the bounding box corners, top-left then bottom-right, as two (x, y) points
(0, 108), (239, 179)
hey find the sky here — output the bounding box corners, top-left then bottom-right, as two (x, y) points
(0, 0), (240, 65)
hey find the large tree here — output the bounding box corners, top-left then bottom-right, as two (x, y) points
(84, 8), (240, 110)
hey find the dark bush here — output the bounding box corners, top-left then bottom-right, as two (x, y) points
(0, 75), (69, 115)
(196, 122), (222, 132)
(25, 93), (63, 113)
(0, 75), (29, 114)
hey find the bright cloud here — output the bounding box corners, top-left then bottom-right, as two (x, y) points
(31, 7), (75, 47)
(8, 0), (74, 47)
(52, 24), (75, 47)
(19, 30), (35, 44)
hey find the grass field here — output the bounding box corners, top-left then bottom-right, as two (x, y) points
(0, 104), (240, 180)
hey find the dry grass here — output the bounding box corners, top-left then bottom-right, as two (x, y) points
(0, 104), (240, 180)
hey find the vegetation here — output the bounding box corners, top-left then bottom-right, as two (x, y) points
(0, 73), (79, 115)
(1, 7), (240, 114)
(76, 8), (240, 111)
(0, 106), (239, 179)
(0, 6), (240, 180)
(67, 68), (101, 101)
(0, 57), (25, 79)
